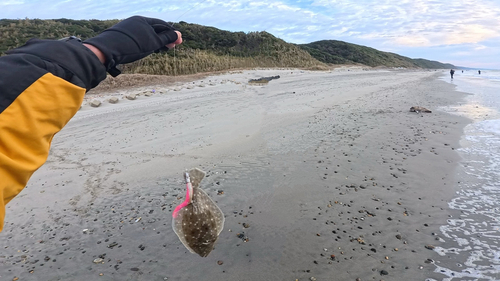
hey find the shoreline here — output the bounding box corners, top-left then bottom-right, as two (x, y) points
(0, 69), (470, 280)
(429, 73), (500, 279)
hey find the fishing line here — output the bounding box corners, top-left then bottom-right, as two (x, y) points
(164, 1), (212, 167)
(166, 2), (282, 212)
(169, 0), (211, 87)
(173, 0), (211, 23)
(173, 44), (176, 84)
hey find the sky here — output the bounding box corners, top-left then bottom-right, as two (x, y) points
(2, 0), (500, 69)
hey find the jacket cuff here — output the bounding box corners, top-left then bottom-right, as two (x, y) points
(6, 38), (107, 91)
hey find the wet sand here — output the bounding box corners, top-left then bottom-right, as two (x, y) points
(0, 69), (470, 280)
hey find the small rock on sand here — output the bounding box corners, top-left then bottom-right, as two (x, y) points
(126, 94), (137, 100)
(90, 99), (101, 107)
(108, 97), (119, 104)
(425, 245), (435, 250)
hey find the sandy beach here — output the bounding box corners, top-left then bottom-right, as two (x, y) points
(0, 69), (471, 280)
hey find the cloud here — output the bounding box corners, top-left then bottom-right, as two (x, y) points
(306, 0), (500, 47)
(474, 45), (487, 51)
(444, 24), (499, 45)
(0, 0), (24, 5)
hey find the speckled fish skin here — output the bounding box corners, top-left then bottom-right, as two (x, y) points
(172, 168), (225, 257)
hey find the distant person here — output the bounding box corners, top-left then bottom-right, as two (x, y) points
(0, 16), (183, 232)
(462, 70), (464, 73)
(450, 69), (455, 79)
(478, 70), (481, 75)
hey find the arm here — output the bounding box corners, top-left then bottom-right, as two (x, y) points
(83, 30), (183, 65)
(0, 16), (182, 232)
(83, 43), (106, 64)
(0, 38), (105, 232)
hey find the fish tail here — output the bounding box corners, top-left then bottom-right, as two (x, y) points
(188, 168), (206, 188)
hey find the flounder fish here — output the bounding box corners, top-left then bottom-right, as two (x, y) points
(172, 168), (225, 257)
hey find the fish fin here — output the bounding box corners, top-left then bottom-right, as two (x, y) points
(188, 168), (206, 189)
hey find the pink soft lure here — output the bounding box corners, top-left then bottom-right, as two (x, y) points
(172, 168), (225, 257)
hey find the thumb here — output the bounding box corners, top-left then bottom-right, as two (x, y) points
(166, 31), (183, 49)
(152, 25), (179, 46)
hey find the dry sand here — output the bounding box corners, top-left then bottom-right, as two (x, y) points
(0, 69), (471, 280)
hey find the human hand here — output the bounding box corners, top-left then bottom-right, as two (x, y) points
(166, 31), (183, 49)
(83, 15), (182, 76)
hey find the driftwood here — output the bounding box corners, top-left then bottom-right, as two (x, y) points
(410, 106), (432, 113)
(248, 75), (281, 84)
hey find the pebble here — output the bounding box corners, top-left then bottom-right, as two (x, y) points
(217, 260), (223, 265)
(425, 245), (435, 250)
(126, 93), (137, 100)
(93, 258), (104, 264)
(310, 277), (317, 281)
(380, 270), (389, 275)
(90, 99), (101, 107)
